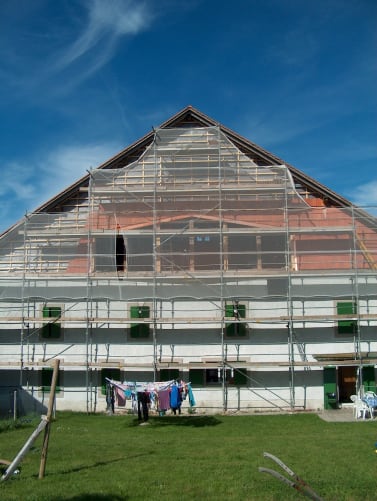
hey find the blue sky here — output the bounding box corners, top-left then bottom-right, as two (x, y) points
(0, 0), (376, 233)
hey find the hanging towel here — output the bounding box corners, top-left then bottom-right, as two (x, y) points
(187, 384), (196, 407)
(158, 389), (170, 411)
(116, 387), (126, 407)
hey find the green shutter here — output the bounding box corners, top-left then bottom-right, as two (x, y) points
(160, 369), (180, 381)
(101, 368), (121, 395)
(42, 306), (61, 339)
(189, 369), (205, 386)
(337, 302), (357, 334)
(362, 366), (376, 393)
(130, 306), (150, 338)
(225, 303), (247, 337)
(225, 304), (234, 318)
(41, 367), (61, 393)
(323, 367), (337, 409)
(233, 368), (247, 386)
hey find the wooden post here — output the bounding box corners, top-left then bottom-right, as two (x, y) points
(38, 359), (60, 479)
(1, 418), (48, 481)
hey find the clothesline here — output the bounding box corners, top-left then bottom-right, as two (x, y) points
(105, 378), (196, 418)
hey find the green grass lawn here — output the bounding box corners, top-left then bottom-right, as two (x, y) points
(1, 412), (376, 501)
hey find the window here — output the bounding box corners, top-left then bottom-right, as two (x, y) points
(232, 368), (248, 386)
(116, 236), (126, 271)
(160, 235), (190, 271)
(194, 235), (220, 271)
(206, 368), (223, 384)
(337, 301), (357, 335)
(228, 235), (257, 270)
(189, 368), (236, 386)
(41, 367), (61, 393)
(101, 368), (121, 395)
(225, 302), (247, 337)
(261, 234), (286, 269)
(95, 235), (126, 272)
(127, 236), (153, 272)
(41, 306), (62, 339)
(130, 305), (150, 338)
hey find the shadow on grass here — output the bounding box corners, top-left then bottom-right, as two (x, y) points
(52, 495), (127, 501)
(129, 415), (222, 428)
(54, 452), (150, 477)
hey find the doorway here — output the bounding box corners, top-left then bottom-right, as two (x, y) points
(338, 366), (357, 403)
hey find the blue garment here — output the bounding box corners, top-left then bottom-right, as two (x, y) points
(187, 384), (196, 407)
(170, 385), (180, 409)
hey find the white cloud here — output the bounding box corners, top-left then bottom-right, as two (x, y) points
(36, 142), (122, 203)
(54, 0), (152, 72)
(350, 180), (377, 212)
(0, 142), (122, 233)
(0, 0), (154, 99)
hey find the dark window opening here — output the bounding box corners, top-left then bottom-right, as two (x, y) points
(206, 368), (233, 384)
(116, 235), (126, 271)
(95, 235), (126, 272)
(189, 368), (247, 386)
(101, 368), (121, 395)
(41, 367), (61, 393)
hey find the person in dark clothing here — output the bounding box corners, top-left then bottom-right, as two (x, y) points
(137, 391), (150, 421)
(106, 384), (115, 414)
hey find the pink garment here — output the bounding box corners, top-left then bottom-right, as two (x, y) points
(158, 389), (170, 411)
(115, 387), (126, 407)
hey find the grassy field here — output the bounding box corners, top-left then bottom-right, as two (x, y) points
(0, 411), (376, 501)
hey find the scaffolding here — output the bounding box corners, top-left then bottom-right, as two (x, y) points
(0, 126), (377, 413)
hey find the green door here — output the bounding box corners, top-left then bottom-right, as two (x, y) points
(323, 367), (338, 409)
(362, 366), (376, 393)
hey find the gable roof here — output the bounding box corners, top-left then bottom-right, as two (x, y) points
(0, 105), (367, 237)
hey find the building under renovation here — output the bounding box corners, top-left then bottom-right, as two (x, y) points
(0, 106), (376, 416)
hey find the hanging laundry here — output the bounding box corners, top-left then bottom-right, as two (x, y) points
(105, 378), (195, 416)
(115, 387), (126, 407)
(187, 383), (196, 407)
(158, 389), (170, 411)
(170, 384), (182, 415)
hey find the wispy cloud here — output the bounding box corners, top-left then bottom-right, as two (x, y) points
(0, 0), (153, 98)
(54, 0), (152, 71)
(0, 142), (121, 233)
(349, 180), (377, 212)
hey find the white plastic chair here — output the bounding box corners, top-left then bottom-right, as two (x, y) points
(364, 391), (377, 398)
(350, 394), (370, 419)
(364, 392), (377, 418)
